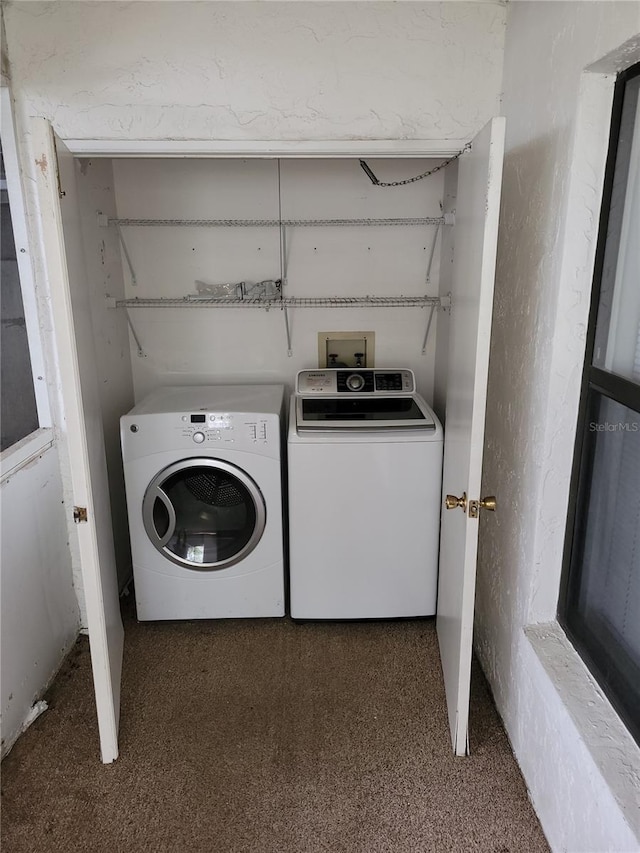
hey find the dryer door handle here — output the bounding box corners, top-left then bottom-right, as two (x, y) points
(144, 487), (176, 549)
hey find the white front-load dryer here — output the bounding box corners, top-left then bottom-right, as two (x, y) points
(121, 385), (285, 621)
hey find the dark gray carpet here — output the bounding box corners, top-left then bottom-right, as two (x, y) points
(2, 609), (549, 852)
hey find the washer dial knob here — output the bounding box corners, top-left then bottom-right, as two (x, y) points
(192, 431), (205, 444)
(346, 373), (365, 392)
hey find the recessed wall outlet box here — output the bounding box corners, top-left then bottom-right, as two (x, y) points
(318, 332), (375, 369)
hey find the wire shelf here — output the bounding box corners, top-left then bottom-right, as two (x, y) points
(109, 217), (444, 229)
(115, 295), (442, 309)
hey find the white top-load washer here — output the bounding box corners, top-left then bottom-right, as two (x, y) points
(121, 385), (285, 621)
(288, 369), (443, 619)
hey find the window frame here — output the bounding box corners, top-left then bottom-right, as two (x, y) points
(558, 61), (640, 745)
(0, 87), (52, 477)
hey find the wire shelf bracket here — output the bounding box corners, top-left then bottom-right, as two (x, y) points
(425, 218), (442, 285)
(116, 223), (137, 286)
(421, 303), (437, 355)
(125, 309), (146, 358)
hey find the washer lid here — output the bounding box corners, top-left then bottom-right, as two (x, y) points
(295, 393), (436, 431)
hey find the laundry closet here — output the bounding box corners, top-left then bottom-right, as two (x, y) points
(70, 151), (455, 582)
(34, 120), (503, 763)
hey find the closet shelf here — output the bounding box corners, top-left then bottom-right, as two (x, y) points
(109, 217), (444, 229)
(113, 295), (443, 309)
(113, 293), (448, 358)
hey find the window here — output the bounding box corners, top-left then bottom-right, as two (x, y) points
(560, 63), (640, 745)
(0, 89), (50, 462)
(1, 145), (39, 450)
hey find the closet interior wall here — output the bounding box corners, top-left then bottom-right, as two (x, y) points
(75, 157), (134, 590)
(108, 157), (447, 403)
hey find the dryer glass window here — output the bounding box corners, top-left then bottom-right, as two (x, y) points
(143, 459), (266, 570)
(164, 467), (255, 564)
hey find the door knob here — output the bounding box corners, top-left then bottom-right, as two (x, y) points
(445, 492), (467, 511)
(468, 495), (497, 518)
(479, 495), (496, 511)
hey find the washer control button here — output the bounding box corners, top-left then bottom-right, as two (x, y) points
(346, 373), (365, 391)
(192, 431), (205, 444)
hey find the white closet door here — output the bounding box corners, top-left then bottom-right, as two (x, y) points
(437, 117), (505, 755)
(31, 119), (123, 763)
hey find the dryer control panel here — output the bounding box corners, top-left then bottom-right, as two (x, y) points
(120, 384), (284, 463)
(176, 412), (272, 446)
(123, 411), (276, 453)
(296, 368), (415, 395)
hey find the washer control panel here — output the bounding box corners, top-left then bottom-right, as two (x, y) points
(296, 369), (415, 395)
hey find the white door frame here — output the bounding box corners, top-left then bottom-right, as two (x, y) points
(62, 138), (467, 159)
(27, 129), (473, 762)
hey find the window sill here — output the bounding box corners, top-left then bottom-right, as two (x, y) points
(525, 621), (640, 840)
(0, 428), (55, 484)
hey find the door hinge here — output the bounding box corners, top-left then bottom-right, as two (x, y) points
(73, 506), (88, 523)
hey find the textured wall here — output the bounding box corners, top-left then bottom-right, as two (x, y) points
(475, 4), (640, 851)
(3, 1), (505, 143)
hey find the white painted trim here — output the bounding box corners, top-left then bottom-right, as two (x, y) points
(526, 622), (640, 841)
(587, 33), (640, 75)
(1, 88), (52, 428)
(0, 427), (55, 484)
(63, 138), (468, 159)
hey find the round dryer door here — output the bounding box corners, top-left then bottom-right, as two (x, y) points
(142, 458), (266, 571)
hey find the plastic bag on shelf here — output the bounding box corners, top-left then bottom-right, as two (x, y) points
(194, 280), (245, 299)
(244, 279), (281, 300)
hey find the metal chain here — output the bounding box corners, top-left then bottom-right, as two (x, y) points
(360, 142), (472, 187)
